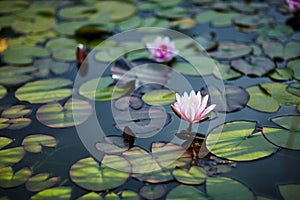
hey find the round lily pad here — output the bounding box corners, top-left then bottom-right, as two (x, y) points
(114, 96), (143, 111)
(33, 58), (72, 77)
(0, 66), (36, 86)
(36, 98), (92, 128)
(156, 7), (188, 19)
(142, 89), (175, 106)
(15, 78), (73, 104)
(102, 155), (131, 173)
(233, 15), (273, 29)
(206, 121), (278, 161)
(95, 136), (129, 154)
(0, 85), (7, 99)
(1, 118), (31, 130)
(30, 186), (71, 200)
(2, 105), (31, 118)
(167, 185), (206, 199)
(0, 1), (29, 14)
(140, 185), (166, 200)
(75, 192), (102, 200)
(133, 168), (174, 183)
(213, 64), (242, 80)
(12, 16), (55, 34)
(94, 47), (126, 63)
(230, 56), (275, 76)
(172, 166), (206, 185)
(58, 6), (97, 19)
(268, 68), (293, 81)
(278, 184), (300, 200)
(262, 40), (300, 60)
(171, 17), (196, 29)
(263, 116), (300, 150)
(196, 10), (239, 27)
(70, 157), (129, 191)
(25, 173), (59, 192)
(259, 24), (294, 39)
(210, 42), (252, 60)
(46, 37), (77, 62)
(118, 16), (142, 31)
(0, 139), (24, 168)
(79, 77), (131, 101)
(0, 166), (31, 189)
(287, 83), (300, 97)
(22, 134), (57, 153)
(287, 59), (300, 80)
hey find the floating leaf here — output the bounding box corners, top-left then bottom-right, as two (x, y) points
(79, 77), (132, 101)
(2, 105), (31, 118)
(268, 68), (293, 81)
(0, 118), (31, 130)
(0, 137), (13, 149)
(0, 167), (31, 188)
(171, 17), (196, 29)
(287, 83), (300, 97)
(156, 7), (188, 19)
(0, 1), (29, 14)
(118, 16), (142, 31)
(54, 21), (88, 36)
(46, 37), (77, 62)
(104, 192), (120, 200)
(30, 186), (71, 200)
(58, 6), (97, 19)
(36, 98), (92, 128)
(0, 66), (36, 86)
(0, 85), (7, 99)
(278, 184), (300, 200)
(262, 116), (300, 150)
(206, 121), (278, 161)
(2, 46), (50, 65)
(213, 64), (242, 80)
(287, 59), (300, 80)
(134, 168), (174, 183)
(22, 134), (57, 153)
(210, 42), (252, 60)
(114, 96), (143, 111)
(194, 36), (218, 51)
(259, 24), (294, 39)
(102, 155), (131, 173)
(33, 58), (72, 77)
(230, 56), (275, 76)
(262, 40), (300, 60)
(70, 157), (129, 191)
(142, 89), (175, 105)
(12, 16), (55, 34)
(95, 136), (129, 154)
(120, 190), (139, 200)
(0, 141), (24, 168)
(76, 192), (102, 200)
(25, 173), (59, 192)
(94, 47), (126, 63)
(172, 166), (206, 185)
(233, 15), (273, 29)
(196, 10), (239, 27)
(167, 185), (206, 199)
(139, 185), (166, 200)
(15, 78), (72, 104)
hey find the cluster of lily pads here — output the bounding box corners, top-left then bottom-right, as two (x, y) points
(0, 0), (300, 199)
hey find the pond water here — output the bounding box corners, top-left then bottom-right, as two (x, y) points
(0, 0), (300, 200)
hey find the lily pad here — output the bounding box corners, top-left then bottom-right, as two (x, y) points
(0, 1), (29, 14)
(287, 59), (300, 80)
(101, 154), (131, 173)
(33, 58), (72, 77)
(0, 118), (31, 130)
(287, 83), (300, 97)
(2, 105), (31, 118)
(95, 136), (129, 154)
(140, 185), (166, 200)
(142, 89), (176, 105)
(0, 167), (31, 189)
(213, 64), (242, 80)
(171, 17), (196, 29)
(206, 121), (278, 161)
(79, 77), (132, 101)
(246, 85), (280, 112)
(194, 36), (218, 51)
(230, 56), (275, 76)
(210, 42), (252, 60)
(262, 40), (300, 60)
(120, 190), (139, 200)
(94, 47), (126, 63)
(0, 137), (24, 167)
(58, 6), (97, 19)
(22, 134), (57, 153)
(233, 15), (273, 29)
(70, 157), (129, 191)
(262, 116), (300, 150)
(259, 24), (294, 39)
(172, 166), (206, 185)
(156, 7), (188, 19)
(30, 186), (71, 200)
(0, 85), (7, 99)
(268, 68), (294, 81)
(15, 78), (73, 104)
(0, 66), (37, 85)
(76, 192), (102, 200)
(167, 185), (206, 199)
(2, 46), (50, 65)
(46, 37), (77, 62)
(25, 173), (59, 192)
(12, 16), (55, 34)
(278, 184), (300, 200)
(118, 16), (142, 31)
(36, 98), (92, 128)
(196, 10), (239, 27)
(114, 96), (143, 111)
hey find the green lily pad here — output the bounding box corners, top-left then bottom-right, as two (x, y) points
(210, 42), (252, 60)
(30, 186), (71, 200)
(152, 0), (183, 7)
(25, 173), (59, 192)
(70, 157), (129, 191)
(120, 190), (139, 200)
(259, 24), (294, 39)
(2, 105), (31, 118)
(287, 59), (300, 80)
(0, 66), (37, 86)
(0, 118), (31, 130)
(12, 16), (55, 34)
(104, 193), (120, 200)
(287, 83), (300, 97)
(156, 7), (188, 19)
(140, 185), (166, 200)
(171, 17), (197, 29)
(118, 16), (142, 31)
(213, 64), (242, 80)
(0, 85), (7, 99)
(230, 56), (275, 76)
(0, 138), (24, 168)
(167, 185), (206, 199)
(142, 89), (175, 106)
(94, 47), (126, 63)
(36, 98), (92, 128)
(0, 167), (31, 189)
(95, 136), (129, 154)
(46, 37), (77, 62)
(206, 121), (278, 161)
(278, 184), (300, 200)
(133, 168), (174, 183)
(262, 40), (300, 60)
(172, 166), (206, 185)
(263, 116), (300, 150)
(233, 15), (273, 29)
(22, 134), (57, 153)
(76, 192), (102, 200)
(268, 68), (294, 81)
(140, 17), (169, 28)
(54, 21), (88, 36)
(15, 78), (72, 104)
(2, 46), (50, 65)
(33, 58), (71, 77)
(58, 6), (97, 19)
(79, 77), (131, 101)
(0, 1), (29, 14)
(14, 2), (56, 18)
(102, 155), (131, 173)
(196, 10), (239, 27)
(0, 137), (13, 149)
(246, 85), (280, 112)
(194, 36), (218, 51)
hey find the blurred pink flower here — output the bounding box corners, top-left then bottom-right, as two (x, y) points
(171, 90), (216, 124)
(286, 0), (300, 12)
(146, 36), (179, 62)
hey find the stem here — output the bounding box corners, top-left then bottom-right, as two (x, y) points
(187, 122), (193, 133)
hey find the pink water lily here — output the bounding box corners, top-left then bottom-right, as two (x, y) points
(171, 90), (216, 123)
(146, 36), (179, 62)
(286, 0), (300, 12)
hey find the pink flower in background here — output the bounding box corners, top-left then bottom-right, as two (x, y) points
(146, 36), (179, 62)
(171, 90), (216, 124)
(286, 0), (300, 12)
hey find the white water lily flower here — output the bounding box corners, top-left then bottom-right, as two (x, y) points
(171, 90), (216, 123)
(146, 36), (179, 62)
